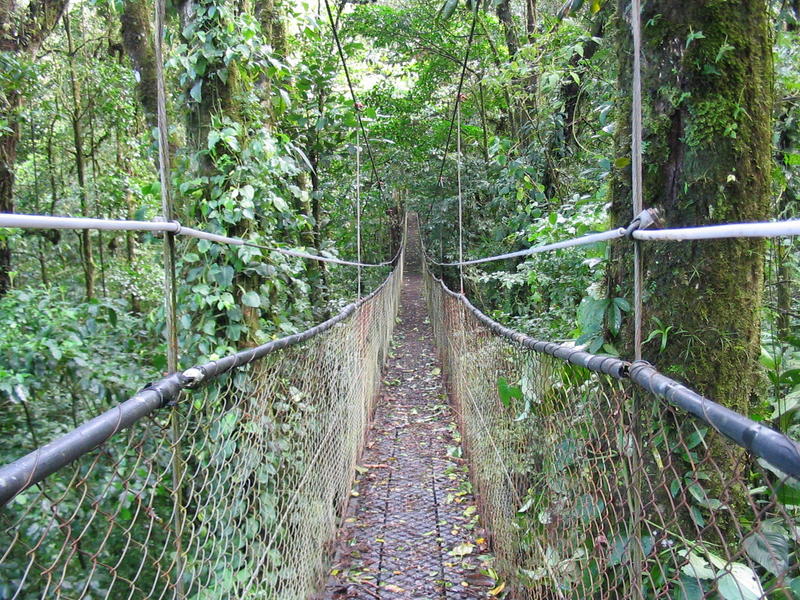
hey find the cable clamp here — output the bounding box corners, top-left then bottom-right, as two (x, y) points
(150, 215), (166, 237)
(625, 208), (662, 238)
(139, 379), (178, 407)
(182, 367), (205, 389)
(150, 216), (181, 237)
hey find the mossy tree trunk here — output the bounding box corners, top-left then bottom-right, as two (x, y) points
(608, 0), (772, 497)
(121, 0), (158, 133)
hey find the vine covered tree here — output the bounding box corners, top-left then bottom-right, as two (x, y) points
(609, 0), (772, 416)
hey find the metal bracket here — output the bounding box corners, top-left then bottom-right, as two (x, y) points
(625, 208), (663, 238)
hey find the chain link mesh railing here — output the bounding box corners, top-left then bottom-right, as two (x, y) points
(424, 261), (800, 600)
(0, 256), (403, 600)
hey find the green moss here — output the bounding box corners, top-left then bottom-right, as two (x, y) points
(610, 0), (772, 527)
(685, 98), (741, 147)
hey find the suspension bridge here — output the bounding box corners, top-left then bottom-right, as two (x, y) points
(0, 210), (799, 600)
(2, 0), (800, 597)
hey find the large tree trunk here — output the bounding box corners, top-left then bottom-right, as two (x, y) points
(178, 0), (287, 344)
(255, 0), (286, 57)
(0, 0), (69, 294)
(608, 0), (772, 506)
(559, 8), (607, 149)
(496, 0), (519, 57)
(121, 0), (158, 132)
(178, 0), (236, 166)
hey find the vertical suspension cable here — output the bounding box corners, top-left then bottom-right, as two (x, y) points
(357, 129), (362, 299)
(631, 0), (644, 361)
(457, 102), (464, 295)
(628, 3), (645, 599)
(154, 3), (178, 371)
(153, 1), (184, 596)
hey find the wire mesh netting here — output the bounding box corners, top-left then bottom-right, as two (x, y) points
(424, 264), (800, 600)
(0, 260), (403, 600)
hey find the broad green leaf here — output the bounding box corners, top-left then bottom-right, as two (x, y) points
(742, 531), (789, 576)
(679, 550), (715, 580)
(608, 535), (630, 566)
(779, 368), (800, 386)
(190, 79), (203, 102)
(614, 157), (631, 169)
(439, 0), (459, 21)
(240, 184), (255, 203)
(607, 303), (622, 335)
(685, 427), (707, 449)
(675, 575), (704, 600)
(497, 376), (523, 407)
(771, 389), (800, 419)
(716, 563), (763, 600)
(272, 194), (289, 212)
(241, 291), (261, 308)
(775, 482), (800, 505)
(759, 347), (778, 369)
(207, 130), (220, 150)
(689, 505), (705, 527)
(613, 297), (631, 312)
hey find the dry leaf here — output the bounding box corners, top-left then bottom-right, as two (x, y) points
(449, 542), (474, 556)
(489, 581), (506, 596)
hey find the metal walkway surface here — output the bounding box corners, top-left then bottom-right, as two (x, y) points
(320, 269), (497, 600)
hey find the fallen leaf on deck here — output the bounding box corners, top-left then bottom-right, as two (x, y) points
(489, 582), (506, 596)
(449, 542), (474, 557)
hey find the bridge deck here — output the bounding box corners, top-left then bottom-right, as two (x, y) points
(321, 272), (496, 599)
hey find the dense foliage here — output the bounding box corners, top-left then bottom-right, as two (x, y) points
(0, 0), (798, 596)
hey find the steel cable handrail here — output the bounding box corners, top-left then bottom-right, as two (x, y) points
(0, 212), (399, 268)
(425, 262), (800, 480)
